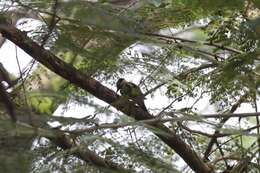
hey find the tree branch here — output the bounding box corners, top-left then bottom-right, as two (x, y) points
(145, 32), (243, 54)
(203, 94), (248, 161)
(0, 22), (212, 173)
(5, 120), (133, 173)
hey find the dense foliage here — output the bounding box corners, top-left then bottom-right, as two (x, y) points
(0, 0), (260, 173)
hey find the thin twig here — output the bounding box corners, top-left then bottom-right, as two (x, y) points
(14, 45), (33, 124)
(254, 94), (260, 165)
(144, 32), (243, 54)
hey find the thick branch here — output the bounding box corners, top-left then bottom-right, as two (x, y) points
(0, 23), (212, 173)
(4, 120), (132, 173)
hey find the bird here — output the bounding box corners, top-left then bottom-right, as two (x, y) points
(116, 78), (147, 112)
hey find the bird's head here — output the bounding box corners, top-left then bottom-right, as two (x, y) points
(116, 78), (125, 92)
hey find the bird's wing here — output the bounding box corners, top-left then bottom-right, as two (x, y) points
(128, 82), (144, 97)
(120, 82), (148, 112)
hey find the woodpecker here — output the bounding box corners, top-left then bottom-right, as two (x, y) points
(116, 78), (147, 112)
